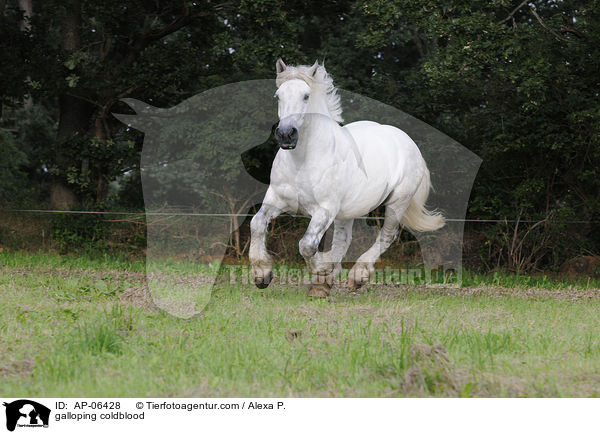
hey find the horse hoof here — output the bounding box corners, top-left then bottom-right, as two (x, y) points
(255, 271), (273, 289)
(346, 279), (363, 291)
(308, 285), (329, 298)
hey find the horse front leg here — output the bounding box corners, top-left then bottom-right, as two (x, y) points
(249, 200), (285, 289)
(299, 208), (336, 297)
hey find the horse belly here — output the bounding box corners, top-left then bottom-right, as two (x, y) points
(336, 179), (393, 219)
(336, 122), (422, 218)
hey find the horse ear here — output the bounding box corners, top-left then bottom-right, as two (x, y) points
(310, 60), (319, 77)
(276, 58), (286, 74)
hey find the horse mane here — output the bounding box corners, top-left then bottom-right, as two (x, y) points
(276, 62), (344, 124)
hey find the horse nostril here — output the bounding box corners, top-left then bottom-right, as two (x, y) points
(289, 127), (298, 141)
(274, 127), (283, 141)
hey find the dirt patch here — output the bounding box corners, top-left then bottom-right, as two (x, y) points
(19, 267), (145, 281)
(344, 283), (600, 302)
(0, 358), (35, 378)
(7, 265), (600, 303)
(286, 329), (303, 342)
(402, 344), (458, 396)
(119, 285), (156, 311)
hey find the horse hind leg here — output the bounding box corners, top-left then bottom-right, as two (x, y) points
(348, 196), (410, 290)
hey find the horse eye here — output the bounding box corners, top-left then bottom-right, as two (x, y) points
(303, 94), (309, 101)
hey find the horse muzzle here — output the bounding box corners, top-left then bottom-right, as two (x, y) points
(275, 126), (298, 150)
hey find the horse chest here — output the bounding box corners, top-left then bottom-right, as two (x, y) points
(270, 176), (326, 208)
(271, 160), (341, 214)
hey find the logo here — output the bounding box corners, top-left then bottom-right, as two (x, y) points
(3, 401), (50, 432)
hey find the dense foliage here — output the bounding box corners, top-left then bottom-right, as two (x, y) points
(0, 0), (598, 269)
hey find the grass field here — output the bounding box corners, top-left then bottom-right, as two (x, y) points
(2, 251), (600, 397)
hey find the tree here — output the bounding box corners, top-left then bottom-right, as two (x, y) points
(18, 0), (230, 208)
(353, 0), (600, 265)
(1, 0), (598, 267)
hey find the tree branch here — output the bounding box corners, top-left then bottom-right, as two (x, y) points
(560, 25), (584, 38)
(124, 2), (231, 62)
(497, 0), (529, 25)
(137, 2), (222, 47)
(560, 15), (585, 39)
(140, 10), (193, 44)
(530, 7), (579, 44)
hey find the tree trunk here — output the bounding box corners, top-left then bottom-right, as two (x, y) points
(17, 0), (32, 30)
(50, 0), (91, 210)
(91, 109), (111, 203)
(18, 0), (33, 109)
(232, 213), (241, 258)
(51, 94), (94, 209)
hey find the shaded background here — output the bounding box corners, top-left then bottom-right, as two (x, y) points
(0, 0), (598, 274)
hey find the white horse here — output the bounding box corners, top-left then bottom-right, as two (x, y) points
(249, 59), (445, 297)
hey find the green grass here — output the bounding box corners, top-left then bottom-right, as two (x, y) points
(1, 251), (600, 397)
(0, 250), (146, 272)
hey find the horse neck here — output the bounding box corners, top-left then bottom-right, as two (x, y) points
(295, 96), (338, 160)
(294, 116), (335, 160)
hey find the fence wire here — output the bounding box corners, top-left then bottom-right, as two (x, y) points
(4, 209), (598, 224)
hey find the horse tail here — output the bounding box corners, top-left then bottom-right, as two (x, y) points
(400, 167), (445, 232)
